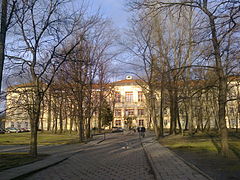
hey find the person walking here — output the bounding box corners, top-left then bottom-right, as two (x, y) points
(141, 126), (146, 138)
(137, 126), (141, 137)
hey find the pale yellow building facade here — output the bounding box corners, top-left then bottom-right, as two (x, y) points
(112, 77), (149, 129)
(4, 76), (240, 131)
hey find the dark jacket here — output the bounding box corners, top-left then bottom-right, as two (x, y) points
(141, 127), (146, 132)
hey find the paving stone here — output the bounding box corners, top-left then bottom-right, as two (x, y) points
(23, 133), (154, 180)
(1, 132), (213, 180)
(141, 133), (213, 180)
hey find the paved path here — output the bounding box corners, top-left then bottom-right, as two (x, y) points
(24, 133), (154, 180)
(142, 134), (212, 180)
(0, 132), (212, 180)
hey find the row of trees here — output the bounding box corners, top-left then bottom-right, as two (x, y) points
(125, 0), (240, 157)
(2, 0), (116, 157)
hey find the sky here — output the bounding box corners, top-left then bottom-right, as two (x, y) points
(0, 0), (131, 111)
(74, 0), (130, 29)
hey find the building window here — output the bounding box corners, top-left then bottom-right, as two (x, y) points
(115, 92), (121, 103)
(139, 120), (144, 126)
(125, 109), (134, 116)
(25, 122), (28, 128)
(238, 100), (240, 112)
(115, 109), (122, 117)
(138, 91), (143, 102)
(115, 120), (121, 127)
(164, 108), (168, 115)
(228, 106), (234, 114)
(125, 91), (133, 102)
(138, 109), (144, 116)
(11, 121), (14, 127)
(17, 122), (21, 129)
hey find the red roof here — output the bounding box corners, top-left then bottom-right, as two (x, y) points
(112, 79), (139, 85)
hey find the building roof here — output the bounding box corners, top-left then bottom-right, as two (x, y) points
(112, 79), (140, 85)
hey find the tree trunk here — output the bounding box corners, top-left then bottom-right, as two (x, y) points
(188, 98), (194, 135)
(64, 99), (68, 132)
(98, 90), (103, 133)
(47, 93), (52, 131)
(169, 89), (177, 135)
(29, 90), (41, 157)
(59, 98), (63, 134)
(159, 86), (164, 137)
(40, 104), (44, 132)
(78, 85), (84, 142)
(218, 78), (229, 156)
(184, 103), (189, 131)
(0, 0), (7, 93)
(30, 116), (38, 157)
(150, 90), (160, 139)
(69, 104), (75, 134)
(208, 14), (229, 156)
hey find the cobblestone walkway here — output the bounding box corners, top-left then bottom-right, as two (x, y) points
(24, 134), (154, 180)
(142, 136), (212, 180)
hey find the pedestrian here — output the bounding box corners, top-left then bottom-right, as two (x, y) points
(137, 127), (140, 132)
(133, 128), (136, 133)
(141, 126), (146, 138)
(137, 127), (141, 137)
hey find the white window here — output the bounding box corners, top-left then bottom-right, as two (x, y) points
(125, 92), (133, 102)
(138, 109), (144, 116)
(115, 92), (121, 103)
(138, 91), (143, 102)
(125, 109), (134, 116)
(115, 109), (122, 117)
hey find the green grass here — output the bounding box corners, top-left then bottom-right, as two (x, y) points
(159, 132), (240, 178)
(169, 140), (218, 152)
(0, 132), (79, 145)
(0, 152), (48, 172)
(0, 132), (80, 171)
(160, 132), (240, 155)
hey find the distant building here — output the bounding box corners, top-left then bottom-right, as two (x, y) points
(112, 76), (149, 128)
(4, 76), (240, 131)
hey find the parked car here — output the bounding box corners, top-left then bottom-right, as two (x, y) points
(0, 128), (5, 134)
(5, 127), (20, 133)
(19, 128), (29, 132)
(111, 127), (124, 133)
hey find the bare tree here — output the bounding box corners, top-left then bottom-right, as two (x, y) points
(0, 0), (16, 93)
(130, 0), (240, 157)
(6, 0), (95, 157)
(55, 17), (116, 141)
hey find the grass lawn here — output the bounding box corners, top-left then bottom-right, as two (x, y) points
(0, 152), (48, 172)
(0, 132), (79, 145)
(0, 132), (80, 171)
(159, 132), (240, 180)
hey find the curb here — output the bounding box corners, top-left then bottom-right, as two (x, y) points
(0, 154), (69, 180)
(141, 137), (213, 180)
(170, 149), (213, 180)
(0, 137), (101, 180)
(141, 139), (161, 180)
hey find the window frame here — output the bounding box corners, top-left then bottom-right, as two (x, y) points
(125, 91), (133, 102)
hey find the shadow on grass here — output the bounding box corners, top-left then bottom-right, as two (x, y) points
(0, 153), (48, 172)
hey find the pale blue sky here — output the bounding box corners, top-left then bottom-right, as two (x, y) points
(73, 0), (130, 28)
(91, 0), (129, 28)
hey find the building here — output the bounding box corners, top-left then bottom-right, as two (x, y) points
(112, 76), (149, 129)
(3, 76), (240, 131)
